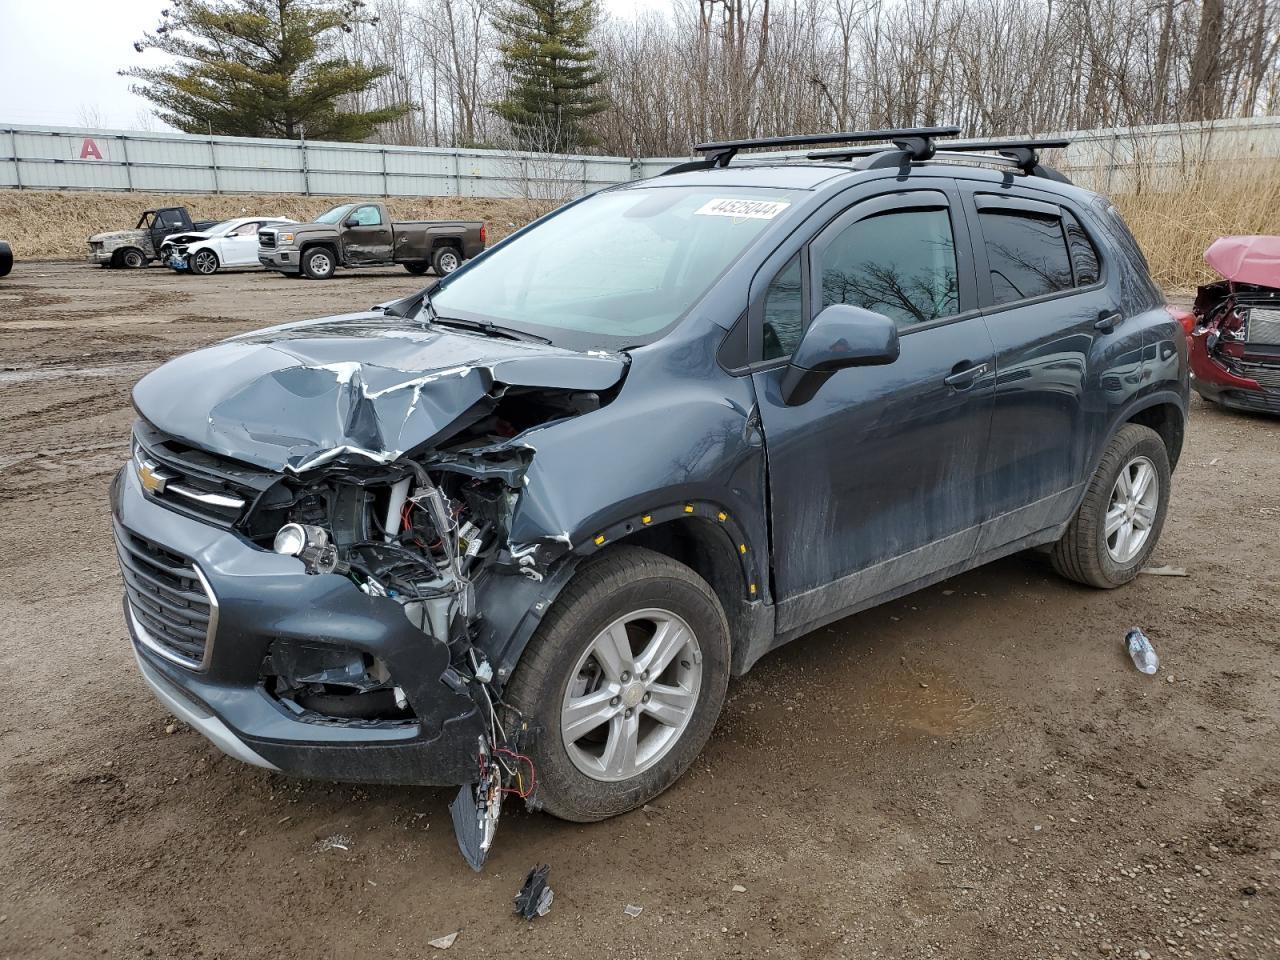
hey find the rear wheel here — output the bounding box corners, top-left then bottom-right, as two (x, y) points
(503, 546), (730, 822)
(191, 249), (220, 275)
(432, 246), (461, 276)
(404, 262), (429, 276)
(301, 246), (336, 280)
(1051, 423), (1171, 588)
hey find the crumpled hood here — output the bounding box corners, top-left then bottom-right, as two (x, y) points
(132, 312), (628, 473)
(162, 231), (212, 246)
(89, 229), (143, 244)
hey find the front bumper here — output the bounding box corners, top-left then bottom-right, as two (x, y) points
(257, 248), (298, 274)
(1190, 333), (1280, 415)
(88, 247), (113, 264)
(111, 465), (485, 785)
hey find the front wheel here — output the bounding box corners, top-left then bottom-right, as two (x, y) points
(432, 246), (461, 276)
(191, 249), (220, 275)
(503, 546), (731, 822)
(1051, 423), (1171, 588)
(301, 246), (336, 280)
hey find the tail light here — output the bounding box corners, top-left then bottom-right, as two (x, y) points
(1166, 305), (1195, 336)
(479, 224), (487, 245)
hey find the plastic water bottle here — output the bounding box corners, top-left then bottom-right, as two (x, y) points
(1125, 628), (1159, 675)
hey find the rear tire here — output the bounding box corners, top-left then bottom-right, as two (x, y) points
(301, 246), (336, 280)
(1050, 423), (1171, 588)
(404, 262), (429, 276)
(432, 246), (461, 276)
(503, 546), (731, 822)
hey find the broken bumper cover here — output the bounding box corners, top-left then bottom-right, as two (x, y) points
(112, 466), (485, 785)
(1190, 335), (1280, 414)
(258, 248), (298, 273)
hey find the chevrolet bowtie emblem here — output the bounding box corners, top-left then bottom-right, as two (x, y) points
(138, 460), (169, 494)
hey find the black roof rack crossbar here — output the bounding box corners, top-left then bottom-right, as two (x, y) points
(808, 136), (1072, 182)
(680, 126), (961, 171)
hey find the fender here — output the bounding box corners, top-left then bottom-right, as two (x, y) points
(475, 498), (765, 684)
(1068, 387), (1187, 519)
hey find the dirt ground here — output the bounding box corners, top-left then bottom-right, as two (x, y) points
(0, 261), (1276, 960)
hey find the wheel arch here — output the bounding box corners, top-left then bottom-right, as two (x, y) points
(1124, 399), (1185, 470)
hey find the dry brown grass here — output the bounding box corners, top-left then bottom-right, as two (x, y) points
(4, 168), (1280, 292)
(1108, 162), (1280, 291)
(0, 191), (552, 261)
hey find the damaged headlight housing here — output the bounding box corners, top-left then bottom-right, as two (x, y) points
(273, 522), (343, 574)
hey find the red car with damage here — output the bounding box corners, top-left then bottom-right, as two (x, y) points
(1190, 235), (1280, 414)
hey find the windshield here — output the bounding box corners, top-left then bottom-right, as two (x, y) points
(204, 220), (236, 236)
(316, 204), (354, 225)
(430, 186), (798, 348)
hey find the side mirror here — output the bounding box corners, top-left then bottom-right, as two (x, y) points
(343, 217), (360, 228)
(780, 304), (900, 405)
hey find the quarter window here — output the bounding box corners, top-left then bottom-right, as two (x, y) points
(819, 208), (959, 329)
(979, 209), (1073, 304)
(1063, 210), (1100, 286)
(762, 254), (803, 360)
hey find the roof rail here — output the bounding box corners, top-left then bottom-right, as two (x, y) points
(663, 126), (961, 175)
(809, 136), (1073, 182)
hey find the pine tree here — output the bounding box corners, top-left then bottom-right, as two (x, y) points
(492, 0), (609, 152)
(125, 0), (409, 141)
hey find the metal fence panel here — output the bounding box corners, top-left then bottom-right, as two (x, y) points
(4, 118), (1280, 199)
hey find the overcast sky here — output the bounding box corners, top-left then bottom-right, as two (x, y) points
(0, 0), (671, 131)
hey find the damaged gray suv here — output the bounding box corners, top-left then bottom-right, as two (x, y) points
(113, 129), (1188, 867)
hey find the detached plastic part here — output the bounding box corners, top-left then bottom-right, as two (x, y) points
(514, 864), (554, 919)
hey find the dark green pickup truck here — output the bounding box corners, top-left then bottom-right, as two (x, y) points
(257, 201), (486, 280)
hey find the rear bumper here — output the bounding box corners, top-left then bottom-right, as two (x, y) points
(257, 248), (299, 273)
(112, 465), (485, 785)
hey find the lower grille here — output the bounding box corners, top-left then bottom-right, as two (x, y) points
(1245, 307), (1280, 346)
(114, 522), (215, 669)
(1238, 361), (1280, 392)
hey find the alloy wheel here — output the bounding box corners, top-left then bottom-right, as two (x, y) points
(193, 250), (218, 275)
(1105, 455), (1159, 563)
(560, 608), (702, 782)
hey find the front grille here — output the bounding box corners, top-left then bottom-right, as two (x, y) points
(114, 522), (215, 668)
(133, 420), (276, 529)
(1245, 307), (1280, 346)
(259, 230), (276, 249)
(1238, 361), (1280, 392)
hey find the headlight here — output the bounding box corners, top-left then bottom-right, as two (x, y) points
(277, 232), (295, 245)
(273, 523), (343, 575)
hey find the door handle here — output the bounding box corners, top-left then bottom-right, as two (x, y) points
(1094, 311), (1122, 332)
(943, 361), (989, 388)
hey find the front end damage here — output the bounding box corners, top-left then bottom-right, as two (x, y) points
(115, 312), (629, 867)
(1190, 236), (1280, 414)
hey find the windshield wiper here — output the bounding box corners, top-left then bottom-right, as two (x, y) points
(430, 315), (551, 344)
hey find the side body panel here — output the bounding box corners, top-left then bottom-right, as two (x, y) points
(341, 204), (394, 266)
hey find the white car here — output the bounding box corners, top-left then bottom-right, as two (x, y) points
(162, 217), (295, 275)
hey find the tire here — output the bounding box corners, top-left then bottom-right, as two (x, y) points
(191, 249), (220, 276)
(404, 262), (429, 276)
(432, 245), (461, 276)
(0, 241), (12, 279)
(503, 546), (731, 822)
(1050, 423), (1171, 588)
(117, 248), (146, 269)
(301, 246), (336, 280)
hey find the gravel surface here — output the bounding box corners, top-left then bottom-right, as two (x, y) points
(1, 262), (1277, 959)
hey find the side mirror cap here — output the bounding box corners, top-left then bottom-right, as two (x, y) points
(343, 217), (359, 228)
(780, 304), (900, 405)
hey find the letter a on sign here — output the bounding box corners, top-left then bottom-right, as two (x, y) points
(80, 138), (104, 160)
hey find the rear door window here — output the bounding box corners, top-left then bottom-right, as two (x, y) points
(978, 208), (1073, 305)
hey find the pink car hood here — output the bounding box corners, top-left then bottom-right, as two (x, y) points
(1204, 235), (1280, 287)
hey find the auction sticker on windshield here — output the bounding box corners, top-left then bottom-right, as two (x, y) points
(694, 198), (791, 220)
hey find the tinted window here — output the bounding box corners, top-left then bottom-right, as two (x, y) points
(762, 254), (803, 360)
(819, 208), (959, 329)
(1063, 210), (1100, 286)
(980, 210), (1073, 304)
(351, 205), (382, 226)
